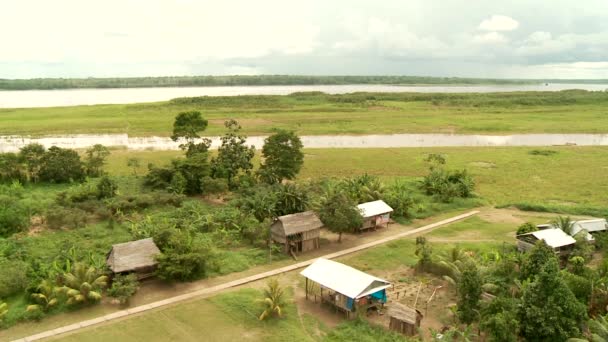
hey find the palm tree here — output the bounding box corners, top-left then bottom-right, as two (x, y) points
(258, 278), (286, 320)
(26, 279), (59, 313)
(0, 301), (8, 324)
(58, 262), (108, 305)
(552, 215), (574, 235)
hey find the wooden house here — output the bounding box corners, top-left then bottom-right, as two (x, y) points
(301, 258), (391, 319)
(388, 302), (423, 336)
(517, 228), (576, 255)
(357, 200), (393, 230)
(270, 211), (323, 254)
(106, 238), (161, 279)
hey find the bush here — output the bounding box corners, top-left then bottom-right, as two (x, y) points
(168, 172), (187, 194)
(200, 176), (228, 195)
(45, 205), (88, 229)
(516, 222), (538, 235)
(421, 168), (475, 202)
(0, 195), (30, 237)
(108, 274), (139, 304)
(97, 176), (118, 199)
(0, 258), (28, 297)
(55, 182), (98, 206)
(39, 146), (85, 183)
(156, 232), (216, 281)
(143, 164), (174, 189)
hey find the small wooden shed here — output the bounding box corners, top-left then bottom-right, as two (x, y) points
(271, 211), (323, 254)
(106, 238), (161, 279)
(357, 200), (393, 230)
(388, 302), (423, 336)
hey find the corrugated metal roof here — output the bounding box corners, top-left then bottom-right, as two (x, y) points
(106, 238), (161, 273)
(300, 258), (391, 299)
(572, 219), (607, 236)
(274, 211), (323, 236)
(528, 228), (576, 248)
(357, 200), (393, 218)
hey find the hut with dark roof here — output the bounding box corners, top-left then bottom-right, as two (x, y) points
(271, 211), (323, 254)
(388, 302), (423, 336)
(106, 238), (161, 279)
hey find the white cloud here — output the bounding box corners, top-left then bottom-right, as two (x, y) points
(472, 32), (509, 44)
(478, 15), (519, 31)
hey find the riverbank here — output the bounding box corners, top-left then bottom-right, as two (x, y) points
(2, 133), (608, 153)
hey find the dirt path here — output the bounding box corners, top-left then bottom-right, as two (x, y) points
(12, 210), (479, 342)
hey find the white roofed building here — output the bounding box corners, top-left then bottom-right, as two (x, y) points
(357, 200), (394, 230)
(570, 219), (607, 242)
(517, 228), (576, 254)
(301, 258), (391, 318)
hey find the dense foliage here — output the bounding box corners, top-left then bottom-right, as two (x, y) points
(258, 130), (304, 184)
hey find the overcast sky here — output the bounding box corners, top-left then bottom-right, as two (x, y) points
(1, 0), (608, 79)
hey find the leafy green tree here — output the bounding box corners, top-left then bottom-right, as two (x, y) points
(552, 215), (574, 235)
(171, 151), (211, 194)
(516, 222), (538, 235)
(155, 232), (216, 281)
(518, 257), (587, 341)
(84, 144), (110, 177)
(19, 143), (46, 183)
(171, 111), (209, 151)
(108, 274), (139, 304)
(415, 237), (433, 270)
(97, 176), (118, 199)
(0, 152), (24, 182)
(39, 147), (85, 183)
(168, 172), (187, 194)
(234, 186), (277, 223)
(317, 191), (362, 242)
(457, 261), (482, 324)
(258, 278), (286, 320)
(0, 194), (30, 237)
(211, 120), (255, 188)
(273, 183), (310, 217)
(258, 130), (304, 184)
(127, 157), (141, 176)
(519, 240), (555, 281)
(480, 297), (519, 342)
(57, 262), (108, 305)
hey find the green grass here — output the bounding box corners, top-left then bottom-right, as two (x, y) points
(324, 318), (416, 342)
(3, 91), (608, 136)
(53, 288), (326, 342)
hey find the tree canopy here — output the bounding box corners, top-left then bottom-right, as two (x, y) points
(258, 130), (304, 184)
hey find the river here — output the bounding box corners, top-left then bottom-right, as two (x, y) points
(1, 84), (607, 108)
(2, 133), (608, 153)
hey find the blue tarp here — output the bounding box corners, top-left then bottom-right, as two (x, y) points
(346, 297), (354, 310)
(370, 289), (387, 303)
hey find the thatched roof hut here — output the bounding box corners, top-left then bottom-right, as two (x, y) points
(388, 302), (423, 336)
(271, 211), (323, 254)
(106, 238), (161, 279)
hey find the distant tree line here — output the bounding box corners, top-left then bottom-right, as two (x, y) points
(0, 75), (539, 90)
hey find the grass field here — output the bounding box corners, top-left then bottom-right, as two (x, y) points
(105, 145), (608, 216)
(2, 91), (608, 136)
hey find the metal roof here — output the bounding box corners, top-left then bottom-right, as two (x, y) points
(300, 258), (391, 299)
(106, 238), (161, 273)
(527, 228), (576, 248)
(571, 219), (607, 237)
(273, 211), (323, 236)
(357, 200), (393, 218)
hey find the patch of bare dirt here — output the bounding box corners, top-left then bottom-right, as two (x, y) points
(27, 215), (46, 236)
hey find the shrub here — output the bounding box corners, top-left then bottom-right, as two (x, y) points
(0, 195), (30, 237)
(516, 222), (538, 235)
(39, 146), (85, 183)
(108, 274), (139, 304)
(200, 176), (228, 195)
(168, 172), (187, 194)
(0, 258), (28, 297)
(421, 168), (475, 202)
(144, 164), (174, 189)
(97, 176), (118, 199)
(55, 182), (98, 206)
(156, 233), (216, 281)
(45, 205), (88, 229)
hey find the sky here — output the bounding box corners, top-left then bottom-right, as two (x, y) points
(1, 0), (608, 79)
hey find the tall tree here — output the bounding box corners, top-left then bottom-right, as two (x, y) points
(84, 144), (110, 177)
(457, 261), (482, 324)
(211, 120), (255, 188)
(518, 257), (587, 341)
(519, 240), (555, 281)
(18, 143), (45, 183)
(258, 130), (304, 184)
(317, 191), (362, 242)
(171, 111), (208, 152)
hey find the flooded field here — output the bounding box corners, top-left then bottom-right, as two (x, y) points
(2, 133), (608, 153)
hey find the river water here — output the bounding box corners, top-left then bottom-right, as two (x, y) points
(1, 83), (607, 108)
(1, 133), (608, 153)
